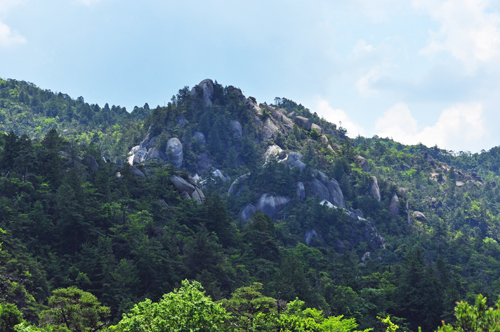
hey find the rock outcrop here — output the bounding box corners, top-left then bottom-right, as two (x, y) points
(308, 170), (346, 208)
(356, 156), (369, 172)
(127, 145), (147, 165)
(286, 152), (306, 172)
(166, 138), (183, 169)
(239, 204), (256, 222)
(228, 173), (250, 196)
(297, 181), (306, 201)
(295, 116), (312, 130)
(169, 175), (205, 204)
(192, 132), (206, 146)
(389, 193), (400, 216)
(130, 166), (145, 179)
(145, 147), (167, 162)
(255, 194), (291, 219)
(191, 79), (214, 107)
(264, 145), (283, 163)
(85, 155), (99, 171)
(370, 176), (381, 202)
(413, 211), (427, 221)
(262, 118), (279, 140)
(229, 120), (243, 139)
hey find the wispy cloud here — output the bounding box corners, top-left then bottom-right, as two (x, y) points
(0, 20), (25, 47)
(314, 98), (366, 137)
(374, 102), (485, 151)
(413, 0), (500, 70)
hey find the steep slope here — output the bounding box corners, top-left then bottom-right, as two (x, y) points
(2, 78), (500, 331)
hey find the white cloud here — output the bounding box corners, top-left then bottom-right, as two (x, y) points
(413, 0), (500, 69)
(314, 98), (365, 137)
(0, 20), (25, 47)
(356, 67), (380, 97)
(375, 102), (485, 151)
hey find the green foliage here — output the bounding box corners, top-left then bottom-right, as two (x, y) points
(39, 287), (110, 332)
(0, 303), (23, 332)
(113, 280), (227, 332)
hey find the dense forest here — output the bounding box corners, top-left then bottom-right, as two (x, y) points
(2, 78), (500, 331)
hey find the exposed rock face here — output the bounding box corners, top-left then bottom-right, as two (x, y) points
(192, 132), (206, 146)
(309, 170), (346, 208)
(305, 229), (320, 246)
(354, 209), (364, 218)
(389, 193), (400, 216)
(262, 118), (279, 140)
(212, 169), (229, 182)
(356, 155), (369, 172)
(246, 97), (262, 115)
(398, 187), (407, 197)
(295, 116), (312, 130)
(255, 194), (291, 219)
(197, 153), (211, 173)
(319, 135), (329, 145)
(286, 152), (306, 172)
(331, 143), (341, 151)
(166, 138), (183, 169)
(402, 164), (411, 171)
(130, 166), (145, 179)
(85, 155), (99, 171)
(297, 181), (306, 201)
(360, 252), (371, 264)
(169, 175), (196, 195)
(311, 123), (322, 134)
(371, 176), (381, 202)
(264, 145), (283, 163)
(239, 204), (256, 222)
(127, 145), (147, 165)
(355, 219), (386, 250)
(228, 173), (250, 196)
(271, 108), (294, 130)
(169, 175), (205, 204)
(229, 120), (243, 139)
(421, 151), (436, 166)
(278, 150), (287, 159)
(192, 79), (214, 107)
(146, 147), (167, 162)
(413, 211), (427, 221)
(228, 86), (246, 103)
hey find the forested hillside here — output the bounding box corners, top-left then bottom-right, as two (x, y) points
(2, 78), (500, 332)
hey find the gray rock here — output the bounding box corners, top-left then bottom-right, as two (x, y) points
(147, 136), (158, 149)
(228, 173), (250, 196)
(294, 116), (312, 130)
(264, 145), (283, 163)
(456, 181), (465, 187)
(305, 229), (320, 246)
(127, 145), (147, 165)
(360, 252), (371, 264)
(286, 152), (306, 172)
(191, 189), (203, 204)
(262, 118), (279, 140)
(179, 191), (191, 200)
(245, 96), (262, 115)
(192, 132), (206, 146)
(169, 175), (196, 195)
(311, 123), (322, 134)
(228, 86), (246, 103)
(358, 219), (386, 250)
(146, 147), (167, 162)
(255, 194), (291, 219)
(297, 181), (306, 201)
(239, 204), (256, 222)
(159, 199), (168, 208)
(354, 209), (364, 218)
(308, 170), (346, 208)
(371, 176), (381, 202)
(229, 120), (243, 139)
(130, 166), (145, 179)
(177, 115), (187, 126)
(85, 155), (99, 171)
(319, 135), (329, 145)
(192, 79), (214, 107)
(356, 155), (369, 172)
(197, 153), (211, 173)
(331, 143), (341, 151)
(402, 164), (411, 171)
(421, 152), (436, 165)
(166, 138), (183, 169)
(398, 187), (407, 197)
(212, 169), (229, 182)
(278, 150), (287, 159)
(413, 211), (427, 221)
(389, 193), (400, 216)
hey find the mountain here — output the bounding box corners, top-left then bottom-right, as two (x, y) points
(2, 78), (500, 331)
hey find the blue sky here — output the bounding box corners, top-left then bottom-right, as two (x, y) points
(1, 0), (499, 152)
